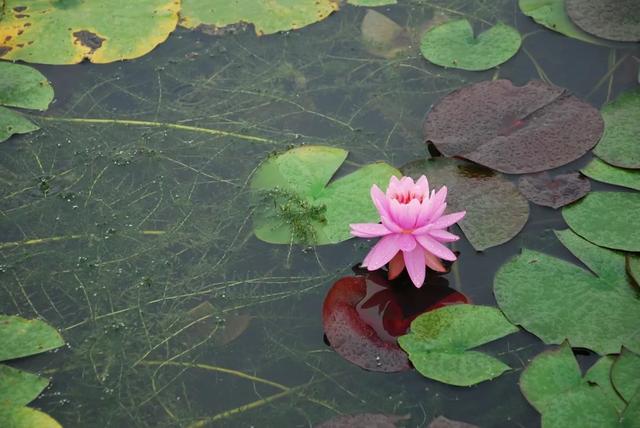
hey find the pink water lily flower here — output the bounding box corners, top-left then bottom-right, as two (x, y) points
(350, 175), (466, 288)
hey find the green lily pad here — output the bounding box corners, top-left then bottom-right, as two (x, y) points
(563, 192), (640, 252)
(397, 305), (518, 386)
(0, 405), (62, 428)
(0, 62), (54, 143)
(628, 256), (640, 286)
(566, 0), (640, 42)
(518, 0), (602, 45)
(0, 0), (180, 64)
(420, 20), (521, 71)
(583, 356), (627, 413)
(0, 365), (49, 407)
(0, 62), (54, 110)
(0, 107), (39, 144)
(612, 349), (640, 402)
(251, 146), (399, 245)
(349, 0), (397, 6)
(401, 158), (529, 251)
(0, 315), (65, 361)
(582, 158), (640, 191)
(180, 0), (338, 36)
(494, 229), (640, 355)
(593, 88), (640, 169)
(520, 343), (622, 427)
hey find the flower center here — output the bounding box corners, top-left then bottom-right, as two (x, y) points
(393, 192), (424, 205)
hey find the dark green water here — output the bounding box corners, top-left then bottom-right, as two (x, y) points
(1, 1), (639, 426)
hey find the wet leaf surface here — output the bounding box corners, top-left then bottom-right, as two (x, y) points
(563, 191), (640, 252)
(517, 172), (590, 209)
(322, 269), (468, 372)
(420, 20), (521, 71)
(361, 10), (411, 59)
(316, 412), (409, 428)
(582, 158), (640, 191)
(565, 0), (640, 42)
(423, 80), (604, 174)
(593, 88), (640, 169)
(518, 0), (602, 45)
(0, 0), (180, 64)
(494, 230), (640, 354)
(398, 305), (517, 386)
(180, 0), (338, 36)
(427, 416), (479, 428)
(0, 315), (64, 361)
(402, 158), (529, 251)
(251, 146), (399, 245)
(520, 344), (622, 427)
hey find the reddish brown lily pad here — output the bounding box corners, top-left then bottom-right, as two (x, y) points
(566, 0), (640, 42)
(517, 172), (590, 209)
(316, 413), (410, 428)
(423, 80), (604, 174)
(322, 269), (468, 372)
(428, 416), (479, 428)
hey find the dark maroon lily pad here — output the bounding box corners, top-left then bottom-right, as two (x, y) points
(322, 269), (468, 372)
(518, 172), (591, 209)
(316, 413), (410, 428)
(423, 80), (604, 174)
(428, 416), (479, 428)
(566, 0), (640, 42)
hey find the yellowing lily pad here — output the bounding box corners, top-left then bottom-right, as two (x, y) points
(0, 315), (64, 361)
(251, 146), (399, 245)
(180, 0), (339, 36)
(494, 229), (640, 355)
(402, 158), (529, 251)
(420, 20), (521, 71)
(582, 158), (640, 191)
(0, 0), (180, 64)
(0, 405), (62, 428)
(593, 88), (640, 169)
(519, 0), (602, 45)
(398, 305), (518, 386)
(563, 192), (640, 252)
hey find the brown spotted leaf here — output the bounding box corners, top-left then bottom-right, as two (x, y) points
(316, 413), (410, 428)
(517, 172), (590, 209)
(428, 416), (479, 428)
(423, 80), (604, 174)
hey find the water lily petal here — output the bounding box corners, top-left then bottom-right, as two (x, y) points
(381, 214), (402, 233)
(388, 251), (405, 280)
(363, 234), (403, 270)
(415, 175), (429, 198)
(350, 223), (392, 238)
(397, 233), (417, 251)
(390, 199), (416, 230)
(428, 229), (460, 243)
(425, 251), (447, 272)
(371, 184), (391, 218)
(403, 246), (426, 288)
(431, 211), (466, 229)
(416, 235), (457, 261)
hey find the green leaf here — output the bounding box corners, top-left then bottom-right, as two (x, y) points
(0, 106), (39, 144)
(348, 0), (397, 6)
(520, 344), (622, 428)
(250, 146), (399, 245)
(0, 62), (53, 110)
(518, 0), (602, 45)
(0, 315), (64, 362)
(494, 229), (640, 355)
(0, 365), (49, 407)
(628, 255), (640, 287)
(593, 88), (640, 169)
(582, 158), (640, 191)
(621, 392), (640, 428)
(612, 349), (640, 402)
(583, 356), (627, 413)
(397, 305), (518, 386)
(563, 192), (640, 252)
(180, 0), (338, 36)
(420, 20), (521, 71)
(401, 158), (529, 250)
(0, 0), (180, 64)
(0, 405), (62, 428)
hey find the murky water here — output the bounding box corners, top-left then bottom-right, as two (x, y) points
(1, 1), (639, 427)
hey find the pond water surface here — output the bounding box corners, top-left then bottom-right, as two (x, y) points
(1, 1), (639, 427)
